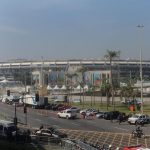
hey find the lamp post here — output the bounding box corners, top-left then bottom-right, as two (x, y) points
(140, 49), (143, 114)
(14, 103), (17, 126)
(137, 24), (144, 114)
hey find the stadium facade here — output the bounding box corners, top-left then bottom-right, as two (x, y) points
(0, 59), (149, 87)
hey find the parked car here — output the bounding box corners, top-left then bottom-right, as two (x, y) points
(86, 109), (98, 115)
(96, 112), (105, 119)
(35, 129), (52, 137)
(68, 107), (80, 113)
(45, 103), (52, 110)
(47, 127), (67, 138)
(128, 114), (149, 124)
(104, 111), (120, 120)
(57, 105), (71, 111)
(57, 109), (77, 119)
(136, 117), (150, 126)
(80, 109), (88, 115)
(52, 104), (64, 111)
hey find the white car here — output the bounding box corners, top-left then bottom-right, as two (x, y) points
(128, 114), (148, 124)
(35, 129), (52, 137)
(57, 109), (77, 119)
(80, 109), (88, 114)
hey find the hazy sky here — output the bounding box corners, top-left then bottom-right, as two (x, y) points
(0, 0), (150, 61)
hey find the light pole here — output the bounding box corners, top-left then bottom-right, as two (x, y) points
(140, 49), (143, 114)
(137, 24), (144, 114)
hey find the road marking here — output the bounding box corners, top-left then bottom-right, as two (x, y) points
(114, 126), (129, 131)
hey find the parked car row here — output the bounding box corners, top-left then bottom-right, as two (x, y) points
(79, 108), (150, 126)
(80, 109), (123, 120)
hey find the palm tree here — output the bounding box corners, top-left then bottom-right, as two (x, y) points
(104, 50), (120, 106)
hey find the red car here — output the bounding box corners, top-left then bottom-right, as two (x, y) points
(58, 105), (71, 111)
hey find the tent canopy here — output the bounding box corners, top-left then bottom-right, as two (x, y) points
(53, 85), (59, 90)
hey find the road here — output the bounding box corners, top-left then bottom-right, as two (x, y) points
(0, 102), (150, 135)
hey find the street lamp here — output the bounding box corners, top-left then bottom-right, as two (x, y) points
(137, 24), (144, 114)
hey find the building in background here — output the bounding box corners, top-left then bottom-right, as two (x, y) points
(0, 59), (149, 91)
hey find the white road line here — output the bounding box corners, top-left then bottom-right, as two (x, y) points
(114, 126), (129, 131)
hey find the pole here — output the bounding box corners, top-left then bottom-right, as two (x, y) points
(41, 56), (43, 90)
(140, 49), (143, 114)
(24, 72), (28, 125)
(14, 103), (17, 128)
(137, 24), (144, 114)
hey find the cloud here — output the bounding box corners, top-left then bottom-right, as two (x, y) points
(0, 25), (28, 35)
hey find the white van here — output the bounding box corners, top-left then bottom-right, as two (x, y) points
(0, 120), (16, 138)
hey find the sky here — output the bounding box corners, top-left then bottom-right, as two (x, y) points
(0, 0), (150, 61)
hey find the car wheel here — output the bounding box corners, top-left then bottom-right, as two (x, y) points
(66, 116), (69, 119)
(58, 115), (60, 118)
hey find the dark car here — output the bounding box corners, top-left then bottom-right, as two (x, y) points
(52, 104), (64, 111)
(136, 118), (150, 126)
(96, 112), (105, 119)
(45, 103), (54, 110)
(47, 127), (67, 138)
(104, 111), (120, 120)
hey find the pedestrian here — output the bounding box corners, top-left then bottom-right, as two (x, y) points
(118, 113), (123, 125)
(110, 113), (113, 123)
(81, 112), (86, 119)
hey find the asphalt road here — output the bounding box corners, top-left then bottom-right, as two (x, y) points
(0, 102), (150, 136)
